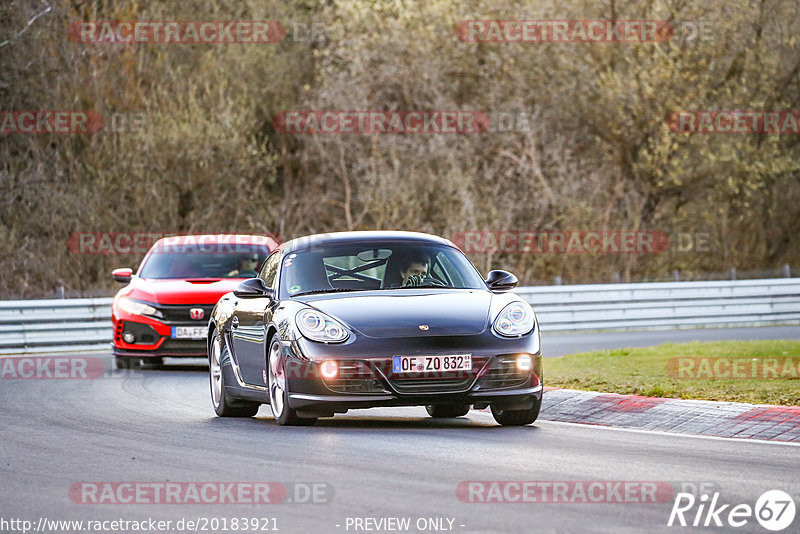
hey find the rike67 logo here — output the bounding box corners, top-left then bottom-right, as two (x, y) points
(668, 489), (796, 531)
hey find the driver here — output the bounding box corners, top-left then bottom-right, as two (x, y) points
(226, 253), (260, 278)
(400, 252), (431, 287)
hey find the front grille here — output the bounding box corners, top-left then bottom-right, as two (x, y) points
(159, 338), (207, 353)
(152, 304), (214, 325)
(323, 361), (388, 394)
(476, 357), (530, 390)
(388, 376), (474, 393)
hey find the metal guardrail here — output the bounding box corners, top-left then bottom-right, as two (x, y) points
(0, 298), (113, 354)
(1, 279), (798, 354)
(517, 278), (800, 332)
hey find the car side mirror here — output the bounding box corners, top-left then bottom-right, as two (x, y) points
(112, 268), (133, 283)
(234, 278), (275, 299)
(485, 270), (518, 292)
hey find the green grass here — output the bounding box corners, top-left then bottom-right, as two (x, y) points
(545, 340), (800, 406)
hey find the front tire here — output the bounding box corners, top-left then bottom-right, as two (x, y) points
(491, 398), (541, 426)
(267, 338), (317, 426)
(209, 332), (260, 417)
(426, 404), (470, 418)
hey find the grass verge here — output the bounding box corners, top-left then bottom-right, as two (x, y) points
(545, 340), (800, 405)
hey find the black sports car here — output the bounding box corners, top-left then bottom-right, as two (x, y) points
(207, 231), (542, 426)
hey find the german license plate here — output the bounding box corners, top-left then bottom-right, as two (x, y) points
(171, 326), (208, 339)
(393, 354), (472, 373)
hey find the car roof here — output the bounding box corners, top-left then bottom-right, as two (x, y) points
(282, 231), (454, 253)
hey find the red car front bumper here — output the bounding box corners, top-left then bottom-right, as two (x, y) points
(112, 303), (213, 358)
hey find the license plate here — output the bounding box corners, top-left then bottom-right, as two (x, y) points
(171, 326), (208, 339)
(393, 354), (472, 373)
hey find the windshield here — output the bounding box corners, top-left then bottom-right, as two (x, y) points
(138, 245), (270, 279)
(280, 242), (486, 297)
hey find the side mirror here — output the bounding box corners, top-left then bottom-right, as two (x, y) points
(234, 278), (275, 299)
(485, 270), (518, 292)
(112, 268), (133, 283)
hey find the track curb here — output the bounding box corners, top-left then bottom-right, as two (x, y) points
(541, 387), (800, 442)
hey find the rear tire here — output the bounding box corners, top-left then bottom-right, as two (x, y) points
(491, 398), (541, 426)
(268, 338), (317, 426)
(426, 404), (470, 418)
(209, 331), (260, 418)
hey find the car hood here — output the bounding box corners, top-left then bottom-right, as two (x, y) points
(120, 277), (245, 305)
(300, 290), (492, 338)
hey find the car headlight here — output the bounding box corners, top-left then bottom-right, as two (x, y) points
(296, 309), (349, 343)
(493, 301), (535, 337)
(118, 297), (161, 318)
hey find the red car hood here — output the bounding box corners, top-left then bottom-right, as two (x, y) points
(119, 277), (243, 305)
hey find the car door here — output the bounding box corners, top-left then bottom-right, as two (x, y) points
(230, 250), (280, 386)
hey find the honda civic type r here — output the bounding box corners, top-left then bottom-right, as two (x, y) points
(207, 231), (543, 426)
(112, 234), (278, 369)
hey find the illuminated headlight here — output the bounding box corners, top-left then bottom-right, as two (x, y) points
(493, 302), (535, 337)
(118, 297), (161, 318)
(516, 354), (532, 371)
(296, 309), (349, 343)
(319, 360), (339, 379)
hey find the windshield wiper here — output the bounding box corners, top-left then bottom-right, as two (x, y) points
(292, 288), (371, 297)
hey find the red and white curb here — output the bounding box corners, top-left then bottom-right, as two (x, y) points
(541, 387), (800, 442)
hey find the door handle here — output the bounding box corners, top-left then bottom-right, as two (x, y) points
(231, 316), (239, 329)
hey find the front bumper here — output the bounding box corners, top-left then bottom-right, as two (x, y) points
(288, 385), (542, 412)
(279, 330), (543, 414)
(112, 318), (209, 358)
(112, 342), (207, 358)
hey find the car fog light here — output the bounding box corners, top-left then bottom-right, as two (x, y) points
(516, 354), (532, 371)
(319, 360), (338, 379)
(122, 332), (135, 344)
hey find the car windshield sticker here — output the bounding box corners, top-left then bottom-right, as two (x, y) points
(289, 285), (301, 294)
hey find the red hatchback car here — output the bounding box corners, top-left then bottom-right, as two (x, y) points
(111, 234), (278, 369)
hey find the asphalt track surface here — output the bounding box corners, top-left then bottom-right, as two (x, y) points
(1, 327), (799, 534)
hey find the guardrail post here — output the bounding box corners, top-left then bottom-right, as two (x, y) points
(729, 268), (737, 280)
(672, 269), (680, 282)
(553, 276), (562, 286)
(784, 264), (792, 278)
